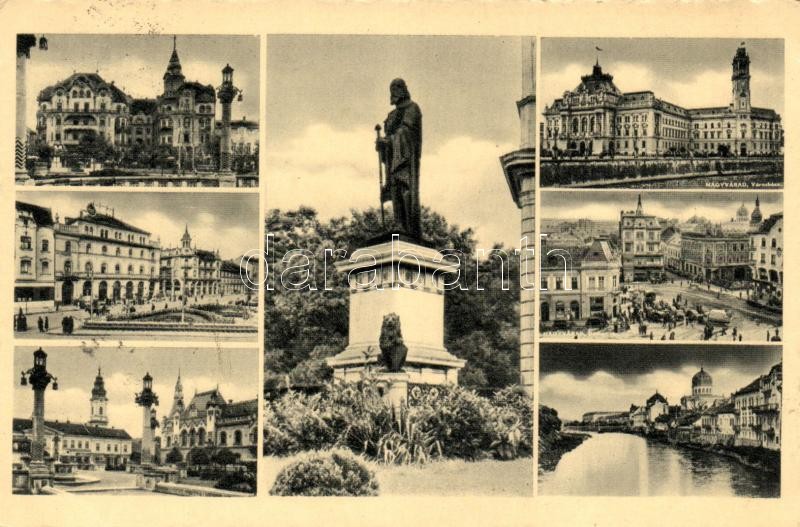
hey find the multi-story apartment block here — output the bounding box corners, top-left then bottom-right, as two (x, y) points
(160, 227), (222, 299)
(540, 238), (621, 322)
(680, 228), (750, 283)
(14, 202), (56, 313)
(54, 203), (161, 305)
(619, 195), (663, 282)
(750, 207), (783, 304)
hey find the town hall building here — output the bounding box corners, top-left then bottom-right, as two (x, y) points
(542, 44), (782, 157)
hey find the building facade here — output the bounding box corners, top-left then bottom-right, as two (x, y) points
(750, 209), (783, 305)
(540, 239), (621, 323)
(15, 202), (56, 313)
(542, 45), (782, 157)
(680, 228), (750, 283)
(160, 226), (221, 299)
(733, 363), (782, 450)
(55, 202), (161, 306)
(160, 374), (258, 463)
(12, 369), (133, 469)
(619, 195), (663, 282)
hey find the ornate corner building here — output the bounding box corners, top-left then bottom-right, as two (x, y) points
(30, 37), (258, 186)
(542, 44), (782, 157)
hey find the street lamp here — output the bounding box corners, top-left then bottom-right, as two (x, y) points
(21, 347), (58, 490)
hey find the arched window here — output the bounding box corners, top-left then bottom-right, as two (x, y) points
(41, 239), (49, 252)
(85, 262), (93, 272)
(114, 264), (120, 273)
(234, 430), (243, 446)
(127, 265), (133, 274)
(219, 431), (227, 446)
(64, 261), (72, 273)
(102, 245), (108, 254)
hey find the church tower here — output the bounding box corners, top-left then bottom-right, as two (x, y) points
(181, 225), (192, 249)
(750, 195), (763, 226)
(89, 368), (108, 426)
(163, 35), (185, 96)
(170, 370), (185, 415)
(732, 44), (751, 113)
(636, 194), (644, 215)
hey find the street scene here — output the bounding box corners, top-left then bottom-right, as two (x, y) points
(540, 191), (782, 342)
(14, 192), (259, 342)
(539, 343), (781, 497)
(15, 34), (259, 187)
(539, 38), (783, 188)
(12, 346), (258, 496)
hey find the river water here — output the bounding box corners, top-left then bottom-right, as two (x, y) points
(539, 432), (779, 497)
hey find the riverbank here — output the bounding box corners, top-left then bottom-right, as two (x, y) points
(538, 405), (591, 473)
(646, 432), (780, 475)
(539, 432), (590, 473)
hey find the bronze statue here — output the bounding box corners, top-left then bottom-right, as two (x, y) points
(375, 78), (422, 239)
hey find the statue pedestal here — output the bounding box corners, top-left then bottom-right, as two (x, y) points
(135, 464), (178, 490)
(327, 234), (465, 385)
(27, 461), (54, 494)
(218, 170), (236, 187)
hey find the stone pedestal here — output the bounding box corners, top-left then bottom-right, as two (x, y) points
(327, 234), (465, 385)
(27, 461), (54, 494)
(375, 371), (409, 414)
(135, 464), (178, 490)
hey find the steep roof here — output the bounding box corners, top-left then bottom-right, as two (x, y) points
(65, 212), (149, 235)
(734, 376), (762, 397)
(16, 201), (54, 227)
(221, 260), (243, 274)
(220, 399), (258, 419)
(13, 418), (132, 439)
(177, 81), (216, 102)
(185, 388), (226, 414)
(37, 72), (130, 104)
(131, 98), (159, 115)
(646, 392), (668, 406)
(196, 249), (217, 262)
(756, 212), (783, 234)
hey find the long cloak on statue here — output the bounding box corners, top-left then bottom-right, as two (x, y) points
(383, 99), (422, 238)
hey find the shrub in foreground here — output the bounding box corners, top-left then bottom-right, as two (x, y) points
(269, 450), (379, 496)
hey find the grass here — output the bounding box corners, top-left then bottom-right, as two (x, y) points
(264, 454), (533, 497)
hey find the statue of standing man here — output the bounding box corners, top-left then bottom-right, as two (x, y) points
(376, 78), (423, 240)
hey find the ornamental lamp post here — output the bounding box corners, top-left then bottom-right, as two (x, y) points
(134, 372), (159, 466)
(20, 347), (58, 493)
(216, 64), (243, 176)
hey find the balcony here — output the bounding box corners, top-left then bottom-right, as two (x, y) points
(752, 403), (779, 414)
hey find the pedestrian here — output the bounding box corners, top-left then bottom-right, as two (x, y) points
(61, 316), (67, 334)
(37, 317), (44, 332)
(766, 329), (770, 342)
(650, 331), (654, 341)
(739, 335), (743, 342)
(44, 317), (49, 332)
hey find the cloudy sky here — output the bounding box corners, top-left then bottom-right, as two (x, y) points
(13, 346), (258, 439)
(24, 34), (260, 126)
(542, 190), (782, 223)
(540, 344), (781, 422)
(265, 35), (527, 249)
(541, 38), (784, 117)
(17, 191), (258, 260)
